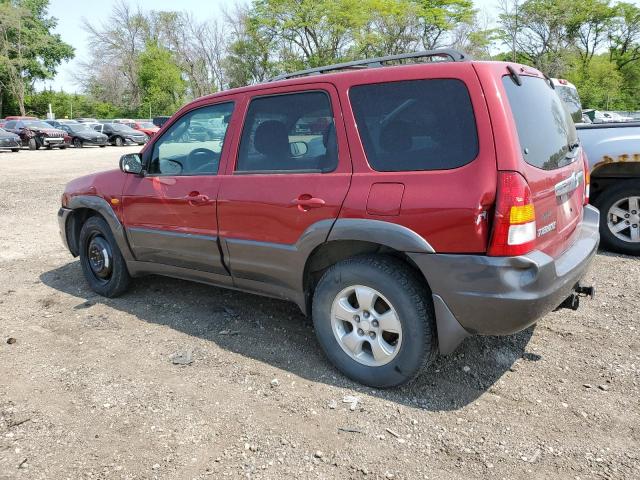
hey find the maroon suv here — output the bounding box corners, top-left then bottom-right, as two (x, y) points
(58, 50), (599, 387)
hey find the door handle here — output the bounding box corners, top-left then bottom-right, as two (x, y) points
(185, 192), (210, 206)
(291, 195), (326, 211)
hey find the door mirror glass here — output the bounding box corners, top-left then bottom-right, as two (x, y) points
(290, 141), (308, 157)
(120, 153), (144, 175)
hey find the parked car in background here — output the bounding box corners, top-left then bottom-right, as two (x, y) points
(130, 121), (160, 138)
(4, 119), (68, 150)
(45, 119), (80, 129)
(582, 110), (634, 123)
(58, 123), (109, 148)
(59, 51), (598, 387)
(92, 122), (148, 146)
(1, 116), (38, 129)
(75, 118), (97, 124)
(116, 120), (160, 138)
(554, 78), (640, 255)
(0, 127), (21, 152)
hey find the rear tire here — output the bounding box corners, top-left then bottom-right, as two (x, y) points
(312, 255), (436, 388)
(79, 216), (131, 297)
(595, 183), (640, 255)
(28, 138), (38, 150)
(11, 148), (19, 153)
(73, 138), (83, 148)
(114, 136), (124, 147)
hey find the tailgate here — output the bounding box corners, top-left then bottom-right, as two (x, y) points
(501, 73), (586, 258)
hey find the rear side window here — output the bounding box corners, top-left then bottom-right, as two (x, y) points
(237, 91), (337, 173)
(349, 79), (478, 171)
(503, 76), (578, 170)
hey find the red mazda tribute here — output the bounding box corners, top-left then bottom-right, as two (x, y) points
(58, 50), (599, 387)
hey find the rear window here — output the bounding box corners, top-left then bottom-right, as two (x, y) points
(503, 76), (578, 170)
(349, 79), (478, 171)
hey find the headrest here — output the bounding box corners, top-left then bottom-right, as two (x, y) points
(254, 120), (289, 157)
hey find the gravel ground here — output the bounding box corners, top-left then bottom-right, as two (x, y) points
(0, 146), (638, 480)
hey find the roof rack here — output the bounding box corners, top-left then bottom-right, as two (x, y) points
(269, 49), (468, 82)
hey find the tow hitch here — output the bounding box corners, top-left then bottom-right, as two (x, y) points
(555, 284), (596, 311)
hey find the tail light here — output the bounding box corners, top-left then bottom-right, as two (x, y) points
(488, 171), (536, 256)
(582, 152), (590, 205)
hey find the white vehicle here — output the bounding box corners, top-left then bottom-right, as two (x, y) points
(595, 111), (634, 123)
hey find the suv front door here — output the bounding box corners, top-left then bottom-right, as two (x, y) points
(122, 101), (236, 278)
(217, 84), (351, 301)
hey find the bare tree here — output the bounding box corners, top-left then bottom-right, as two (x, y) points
(80, 0), (152, 109)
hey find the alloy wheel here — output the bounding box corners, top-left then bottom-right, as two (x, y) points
(330, 285), (402, 367)
(607, 196), (640, 243)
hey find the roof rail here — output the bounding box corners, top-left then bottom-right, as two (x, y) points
(269, 49), (469, 82)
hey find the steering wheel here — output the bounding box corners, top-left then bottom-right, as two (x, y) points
(188, 148), (218, 174)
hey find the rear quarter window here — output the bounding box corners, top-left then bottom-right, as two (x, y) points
(503, 75), (578, 170)
(349, 79), (479, 172)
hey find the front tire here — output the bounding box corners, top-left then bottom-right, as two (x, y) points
(312, 255), (436, 388)
(114, 136), (124, 147)
(79, 216), (131, 297)
(73, 138), (83, 148)
(596, 183), (640, 255)
(11, 148), (19, 153)
(28, 138), (38, 150)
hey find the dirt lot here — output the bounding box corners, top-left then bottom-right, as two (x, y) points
(0, 146), (638, 480)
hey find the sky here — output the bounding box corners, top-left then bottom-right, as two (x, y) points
(42, 0), (502, 93)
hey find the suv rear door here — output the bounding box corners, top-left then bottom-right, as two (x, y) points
(217, 83), (351, 300)
(499, 72), (586, 258)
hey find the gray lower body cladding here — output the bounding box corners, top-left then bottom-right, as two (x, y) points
(409, 205), (600, 343)
(59, 199), (599, 357)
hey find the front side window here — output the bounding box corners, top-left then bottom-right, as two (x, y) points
(349, 79), (479, 172)
(236, 91), (337, 173)
(148, 102), (234, 176)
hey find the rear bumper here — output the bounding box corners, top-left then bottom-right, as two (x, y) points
(409, 205), (600, 352)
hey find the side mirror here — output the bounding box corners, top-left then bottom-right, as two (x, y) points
(120, 153), (144, 175)
(290, 141), (308, 157)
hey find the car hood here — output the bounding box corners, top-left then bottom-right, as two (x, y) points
(76, 131), (105, 139)
(137, 128), (158, 135)
(28, 127), (65, 135)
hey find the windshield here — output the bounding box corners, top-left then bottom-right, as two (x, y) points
(69, 124), (95, 132)
(137, 122), (156, 129)
(24, 121), (55, 129)
(503, 75), (578, 170)
(111, 123), (137, 133)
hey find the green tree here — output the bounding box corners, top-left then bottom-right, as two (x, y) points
(609, 2), (640, 70)
(224, 6), (278, 88)
(565, 54), (624, 109)
(137, 42), (186, 116)
(0, 0), (74, 115)
(570, 0), (616, 71)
